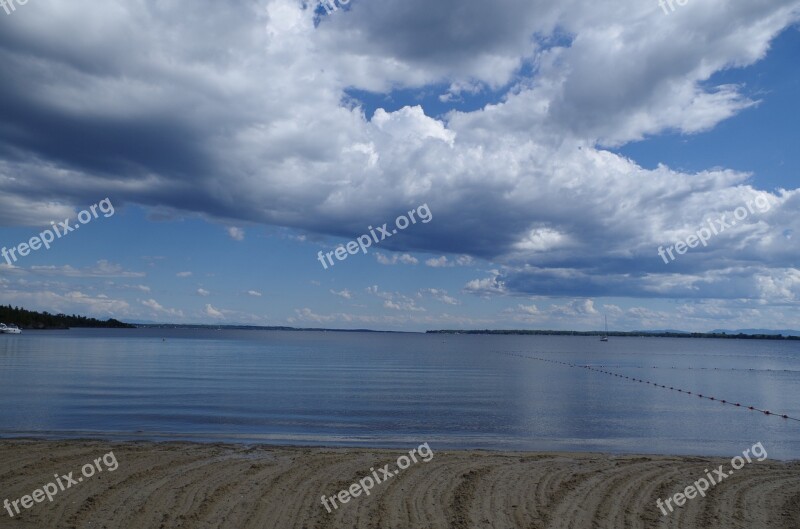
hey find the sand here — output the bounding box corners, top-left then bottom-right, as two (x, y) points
(1, 440), (799, 528)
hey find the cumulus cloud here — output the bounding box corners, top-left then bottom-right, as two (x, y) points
(425, 256), (450, 268)
(376, 253), (419, 265)
(464, 270), (508, 297)
(330, 288), (353, 299)
(227, 227), (245, 241)
(383, 299), (425, 312)
(3, 289), (132, 317)
(419, 288), (460, 305)
(0, 0), (798, 314)
(204, 304), (225, 319)
(141, 298), (184, 318)
(425, 255), (474, 267)
(365, 285), (426, 311)
(197, 288), (210, 296)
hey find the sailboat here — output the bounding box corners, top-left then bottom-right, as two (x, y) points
(600, 315), (609, 342)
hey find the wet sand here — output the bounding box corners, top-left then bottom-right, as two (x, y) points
(1, 440), (799, 528)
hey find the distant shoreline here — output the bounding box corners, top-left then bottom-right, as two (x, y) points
(5, 304), (798, 339)
(18, 324), (800, 339)
(426, 329), (800, 340)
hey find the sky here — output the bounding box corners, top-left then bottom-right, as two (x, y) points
(0, 0), (798, 332)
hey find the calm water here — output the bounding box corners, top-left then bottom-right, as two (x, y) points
(1, 329), (798, 459)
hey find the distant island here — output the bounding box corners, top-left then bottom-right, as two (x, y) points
(426, 329), (800, 340)
(0, 305), (134, 329)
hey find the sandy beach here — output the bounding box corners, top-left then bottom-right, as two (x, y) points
(0, 440), (798, 528)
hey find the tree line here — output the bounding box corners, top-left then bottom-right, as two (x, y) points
(0, 304), (133, 329)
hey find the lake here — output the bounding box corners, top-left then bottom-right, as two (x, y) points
(1, 329), (798, 458)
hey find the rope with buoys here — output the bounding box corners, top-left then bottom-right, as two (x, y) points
(499, 352), (800, 423)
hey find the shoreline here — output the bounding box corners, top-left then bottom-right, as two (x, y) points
(0, 435), (800, 464)
(1, 439), (799, 528)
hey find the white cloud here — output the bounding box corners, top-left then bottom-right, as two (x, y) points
(28, 261), (144, 278)
(419, 288), (460, 305)
(455, 255), (474, 266)
(294, 307), (336, 324)
(227, 226), (245, 241)
(204, 304), (224, 319)
(383, 297), (425, 312)
(247, 290), (263, 297)
(376, 253), (419, 265)
(197, 288), (210, 296)
(463, 271), (507, 297)
(425, 256), (450, 268)
(425, 255), (474, 268)
(176, 271), (192, 278)
(550, 299), (599, 316)
(141, 298), (184, 318)
(330, 288), (353, 299)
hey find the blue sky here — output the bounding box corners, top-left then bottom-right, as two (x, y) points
(0, 0), (799, 332)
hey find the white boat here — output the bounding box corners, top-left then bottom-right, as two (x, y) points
(0, 324), (22, 334)
(600, 315), (609, 342)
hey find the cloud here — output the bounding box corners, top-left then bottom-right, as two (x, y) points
(424, 255), (474, 268)
(455, 255), (474, 266)
(463, 271), (507, 297)
(517, 304), (540, 316)
(425, 256), (450, 268)
(550, 299), (598, 316)
(247, 290), (263, 297)
(41, 291), (131, 316)
(365, 284), (426, 311)
(419, 288), (460, 305)
(27, 261), (144, 278)
(289, 306), (493, 329)
(293, 307), (336, 324)
(204, 304), (225, 319)
(0, 0), (797, 312)
(376, 253), (419, 265)
(330, 288), (353, 299)
(227, 227), (245, 241)
(383, 297), (425, 312)
(176, 271), (192, 278)
(197, 288), (210, 296)
(141, 298), (184, 318)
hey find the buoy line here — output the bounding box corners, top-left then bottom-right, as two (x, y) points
(500, 352), (800, 423)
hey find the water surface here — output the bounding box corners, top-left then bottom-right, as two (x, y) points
(1, 329), (798, 459)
